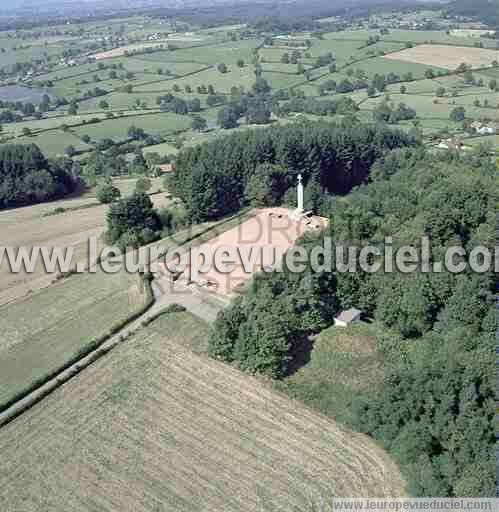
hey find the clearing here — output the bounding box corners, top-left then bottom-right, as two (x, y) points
(275, 322), (388, 425)
(0, 312), (407, 511)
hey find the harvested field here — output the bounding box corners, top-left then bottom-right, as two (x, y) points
(0, 312), (407, 511)
(0, 190), (168, 305)
(383, 44), (499, 70)
(0, 268), (148, 411)
(0, 210), (253, 410)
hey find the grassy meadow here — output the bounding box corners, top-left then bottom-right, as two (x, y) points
(73, 111), (191, 141)
(274, 322), (388, 425)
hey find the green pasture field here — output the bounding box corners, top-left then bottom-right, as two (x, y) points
(397, 118), (460, 136)
(142, 141), (179, 157)
(311, 70), (357, 85)
(111, 176), (164, 195)
(0, 111), (129, 135)
(261, 71), (305, 90)
(35, 62), (109, 82)
(76, 91), (197, 112)
(73, 111), (191, 141)
(0, 44), (64, 70)
(198, 23), (248, 33)
(259, 47), (297, 62)
(463, 134), (499, 148)
(134, 65), (257, 94)
(13, 130), (93, 157)
(319, 29), (382, 42)
(306, 38), (364, 65)
(360, 93), (496, 121)
(477, 68), (499, 80)
(322, 28), (496, 48)
(50, 74), (155, 99)
(118, 57), (211, 78)
(388, 79), (495, 100)
(260, 62), (305, 74)
(353, 41), (408, 60)
(135, 38), (262, 65)
(343, 56), (447, 79)
(431, 73), (495, 89)
(385, 77), (443, 95)
(448, 90), (498, 108)
(52, 70), (155, 89)
(381, 29), (497, 49)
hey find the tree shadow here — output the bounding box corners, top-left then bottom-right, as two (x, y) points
(285, 333), (316, 377)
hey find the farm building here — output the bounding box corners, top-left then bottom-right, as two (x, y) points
(470, 121), (497, 135)
(334, 308), (362, 327)
(436, 138), (464, 151)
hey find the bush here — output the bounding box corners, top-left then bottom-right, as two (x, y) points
(106, 192), (162, 248)
(96, 181), (121, 204)
(164, 304), (187, 313)
(135, 177), (152, 194)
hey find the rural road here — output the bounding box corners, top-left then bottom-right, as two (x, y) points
(0, 275), (226, 428)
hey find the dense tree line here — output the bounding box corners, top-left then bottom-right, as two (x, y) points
(373, 99), (417, 123)
(209, 146), (497, 496)
(0, 143), (76, 209)
(173, 121), (417, 221)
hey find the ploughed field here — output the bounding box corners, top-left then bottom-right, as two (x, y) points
(0, 312), (407, 511)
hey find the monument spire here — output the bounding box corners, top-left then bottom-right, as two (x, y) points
(297, 173), (304, 213)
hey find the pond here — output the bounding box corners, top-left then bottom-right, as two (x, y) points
(0, 85), (53, 104)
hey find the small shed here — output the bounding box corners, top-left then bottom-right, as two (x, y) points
(334, 308), (362, 327)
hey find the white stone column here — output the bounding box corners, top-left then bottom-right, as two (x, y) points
(297, 174), (304, 212)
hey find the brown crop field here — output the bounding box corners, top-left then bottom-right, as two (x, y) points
(383, 44), (499, 70)
(0, 312), (407, 511)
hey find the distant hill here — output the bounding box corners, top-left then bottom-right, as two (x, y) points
(445, 0), (499, 27)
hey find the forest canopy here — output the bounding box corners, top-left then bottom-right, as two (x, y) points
(209, 145), (497, 497)
(0, 143), (76, 209)
(173, 121), (417, 221)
